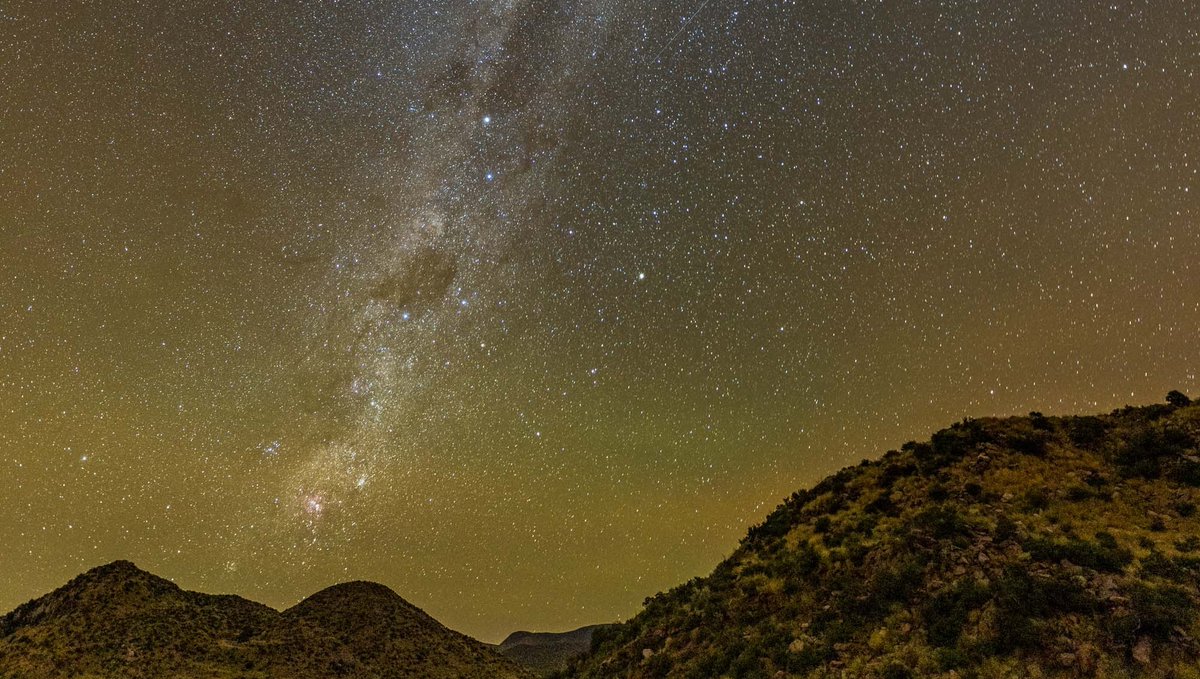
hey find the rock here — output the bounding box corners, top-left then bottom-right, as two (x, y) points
(788, 639), (806, 654)
(1002, 492), (1014, 502)
(642, 648), (654, 660)
(1132, 637), (1152, 664)
(1057, 652), (1076, 667)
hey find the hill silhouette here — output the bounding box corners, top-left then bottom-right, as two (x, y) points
(0, 562), (530, 678)
(496, 625), (612, 676)
(564, 394), (1200, 678)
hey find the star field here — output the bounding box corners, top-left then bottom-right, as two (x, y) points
(1, 0), (1197, 642)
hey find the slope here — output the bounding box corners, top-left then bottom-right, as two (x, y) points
(566, 394), (1200, 678)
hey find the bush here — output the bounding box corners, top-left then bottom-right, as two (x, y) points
(1069, 416), (1108, 448)
(912, 505), (970, 540)
(1007, 428), (1051, 456)
(987, 569), (1097, 652)
(779, 542), (822, 585)
(1030, 412), (1054, 431)
(1141, 550), (1185, 579)
(1021, 488), (1051, 511)
(881, 461), (917, 486)
(1065, 485), (1094, 502)
(1109, 583), (1197, 642)
(865, 559), (924, 611)
(925, 580), (989, 647)
(931, 420), (988, 459)
(1168, 390), (1193, 408)
(1023, 533), (1132, 572)
(993, 515), (1017, 542)
(1110, 422), (1197, 480)
(865, 492), (898, 516)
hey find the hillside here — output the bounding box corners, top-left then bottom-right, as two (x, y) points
(564, 393), (1200, 678)
(497, 625), (612, 676)
(0, 562), (530, 678)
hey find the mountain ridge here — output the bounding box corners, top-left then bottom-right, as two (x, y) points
(496, 625), (612, 676)
(0, 560), (531, 678)
(564, 394), (1200, 678)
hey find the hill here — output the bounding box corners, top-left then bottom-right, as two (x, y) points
(564, 393), (1200, 678)
(497, 625), (612, 676)
(0, 562), (531, 678)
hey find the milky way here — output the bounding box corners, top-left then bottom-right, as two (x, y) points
(1, 1), (1198, 641)
(277, 0), (620, 542)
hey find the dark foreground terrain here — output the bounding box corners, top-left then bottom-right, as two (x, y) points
(5, 395), (1200, 678)
(0, 561), (530, 678)
(565, 393), (1200, 678)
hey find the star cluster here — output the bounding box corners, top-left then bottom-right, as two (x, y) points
(0, 0), (1197, 642)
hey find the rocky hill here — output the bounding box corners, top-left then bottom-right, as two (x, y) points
(0, 561), (530, 678)
(564, 393), (1200, 678)
(497, 625), (611, 676)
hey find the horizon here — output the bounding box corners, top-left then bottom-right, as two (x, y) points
(3, 398), (1191, 644)
(2, 0), (1197, 644)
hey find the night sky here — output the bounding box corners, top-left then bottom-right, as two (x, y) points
(1, 1), (1197, 642)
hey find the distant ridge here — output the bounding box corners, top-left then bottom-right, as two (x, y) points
(496, 625), (611, 676)
(0, 561), (531, 678)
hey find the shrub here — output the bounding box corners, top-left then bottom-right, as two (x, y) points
(931, 420), (988, 459)
(1109, 583), (1197, 643)
(1069, 416), (1108, 448)
(1110, 422), (1197, 480)
(1007, 428), (1051, 456)
(1168, 390), (1193, 408)
(1030, 412), (1054, 431)
(934, 646), (971, 670)
(1023, 533), (1132, 572)
(993, 515), (1017, 542)
(912, 505), (970, 540)
(925, 580), (989, 647)
(1178, 536), (1200, 552)
(865, 492), (898, 516)
(987, 569), (1097, 652)
(779, 542), (822, 585)
(1021, 488), (1051, 511)
(865, 559), (924, 611)
(881, 461), (917, 486)
(1141, 550), (1185, 579)
(1065, 486), (1094, 502)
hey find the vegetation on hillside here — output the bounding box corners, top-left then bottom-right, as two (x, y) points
(0, 562), (531, 678)
(564, 394), (1200, 678)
